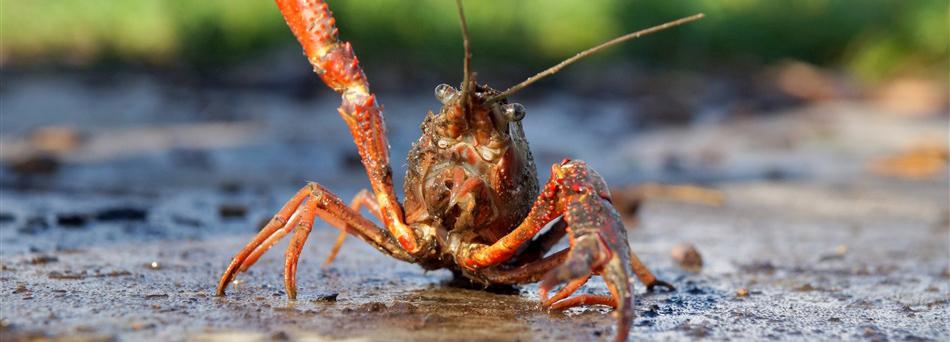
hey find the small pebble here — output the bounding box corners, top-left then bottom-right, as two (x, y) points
(30, 255), (59, 264)
(130, 321), (155, 331)
(48, 271), (85, 280)
(95, 208), (147, 222)
(30, 126), (83, 154)
(794, 283), (817, 292)
(9, 154), (60, 176)
(219, 204), (247, 219)
(834, 244), (848, 256)
(56, 214), (88, 227)
(671, 242), (703, 271)
(74, 325), (96, 333)
(819, 244), (849, 261)
(736, 288), (749, 297)
(312, 293), (339, 302)
(271, 331), (291, 341)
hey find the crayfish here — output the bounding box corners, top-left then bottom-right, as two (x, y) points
(216, 1), (703, 340)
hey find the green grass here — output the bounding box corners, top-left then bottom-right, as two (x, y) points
(2, 0), (946, 82)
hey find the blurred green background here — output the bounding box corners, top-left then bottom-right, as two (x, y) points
(3, 0), (947, 83)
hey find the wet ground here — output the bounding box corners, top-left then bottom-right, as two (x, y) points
(1, 72), (948, 341)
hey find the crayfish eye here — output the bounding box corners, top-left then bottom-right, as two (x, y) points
(502, 103), (526, 121)
(434, 84), (458, 105)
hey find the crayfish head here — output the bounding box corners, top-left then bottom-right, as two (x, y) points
(431, 82), (526, 143)
(402, 81), (538, 243)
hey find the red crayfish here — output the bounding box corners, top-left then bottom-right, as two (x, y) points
(216, 1), (703, 340)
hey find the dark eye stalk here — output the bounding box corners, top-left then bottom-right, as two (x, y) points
(501, 103), (525, 121)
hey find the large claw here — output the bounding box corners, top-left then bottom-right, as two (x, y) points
(538, 163), (636, 342)
(455, 159), (673, 341)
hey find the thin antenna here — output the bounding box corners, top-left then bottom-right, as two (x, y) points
(455, 0), (473, 106)
(486, 13), (705, 103)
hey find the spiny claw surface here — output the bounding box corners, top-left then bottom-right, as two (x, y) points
(537, 160), (637, 342)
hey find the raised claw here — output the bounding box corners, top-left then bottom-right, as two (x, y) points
(274, 0), (418, 254)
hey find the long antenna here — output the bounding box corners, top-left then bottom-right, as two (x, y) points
(455, 0), (473, 107)
(486, 13), (705, 103)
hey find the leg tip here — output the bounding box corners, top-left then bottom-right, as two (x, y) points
(285, 282), (298, 300)
(214, 279), (229, 297)
(646, 279), (675, 292)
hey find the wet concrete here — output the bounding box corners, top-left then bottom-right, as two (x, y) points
(1, 73), (948, 341)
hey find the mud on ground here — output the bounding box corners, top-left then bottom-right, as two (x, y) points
(0, 73), (948, 341)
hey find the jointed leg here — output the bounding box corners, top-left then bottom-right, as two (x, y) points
(478, 249), (570, 284)
(324, 189), (380, 266)
(630, 250), (675, 292)
(284, 199), (319, 299)
(540, 273), (591, 307)
(239, 209), (303, 273)
(509, 219), (568, 268)
(325, 230), (348, 266)
(549, 295), (617, 310)
(217, 182), (412, 298)
(216, 187), (310, 294)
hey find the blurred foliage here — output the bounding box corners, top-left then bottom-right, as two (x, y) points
(2, 1), (286, 66)
(2, 0), (946, 82)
